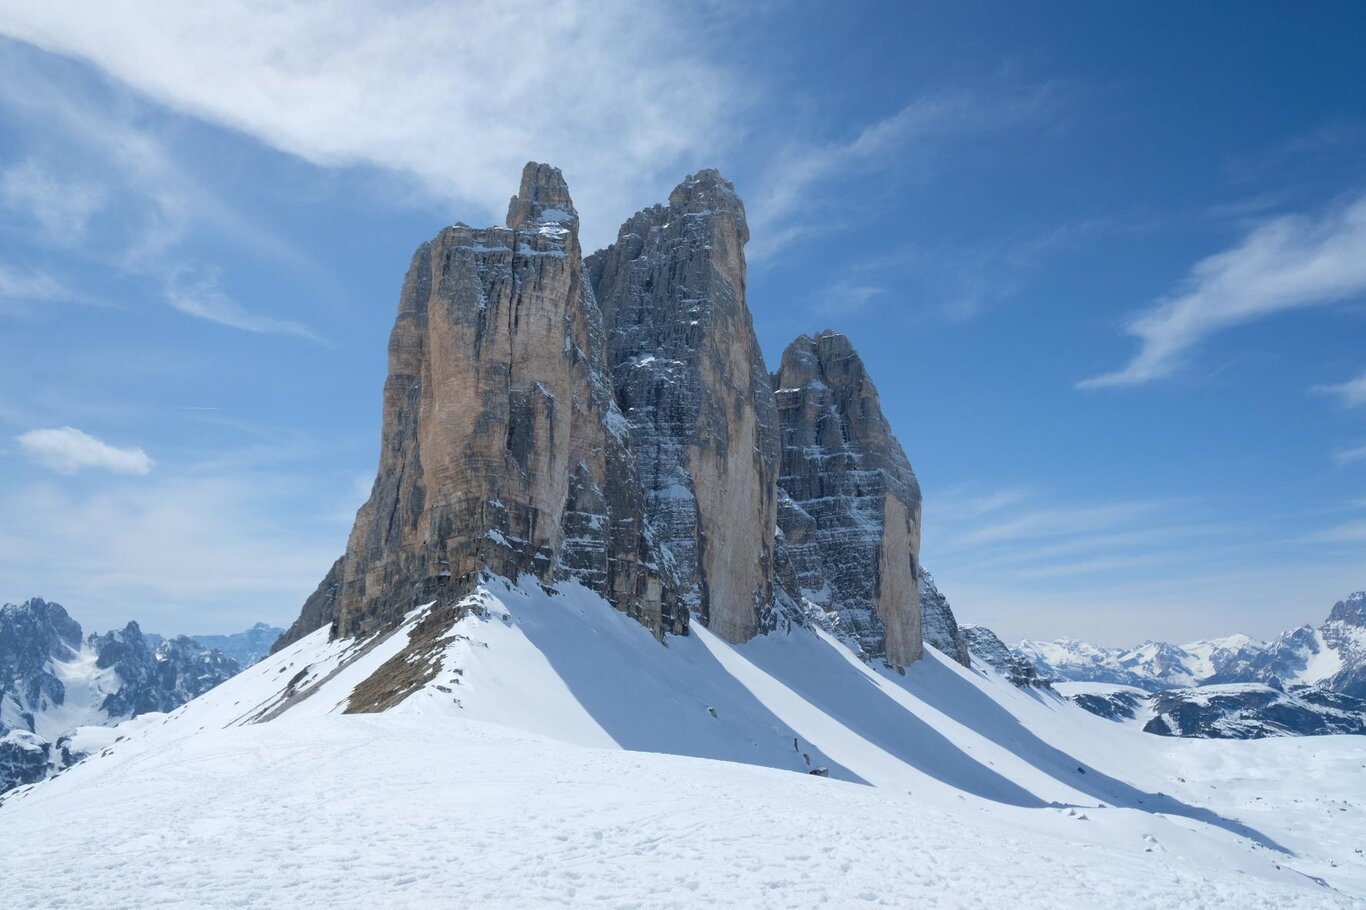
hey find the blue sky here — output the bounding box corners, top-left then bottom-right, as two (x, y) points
(1, 1), (1363, 644)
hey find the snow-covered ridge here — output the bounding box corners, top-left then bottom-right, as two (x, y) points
(1016, 591), (1366, 698)
(1016, 591), (1366, 739)
(2, 576), (1363, 907)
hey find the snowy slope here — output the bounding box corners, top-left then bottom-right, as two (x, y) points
(2, 577), (1363, 907)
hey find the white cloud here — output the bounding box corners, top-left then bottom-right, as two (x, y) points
(746, 87), (1058, 260)
(0, 1), (736, 251)
(1081, 194), (1366, 389)
(1333, 443), (1366, 466)
(806, 281), (885, 318)
(17, 426), (153, 475)
(0, 469), (347, 632)
(164, 267), (322, 342)
(0, 157), (105, 239)
(0, 263), (80, 313)
(1315, 370), (1366, 408)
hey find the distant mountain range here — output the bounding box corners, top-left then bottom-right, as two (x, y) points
(1014, 592), (1366, 737)
(0, 597), (282, 793)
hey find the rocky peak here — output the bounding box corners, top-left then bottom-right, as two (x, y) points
(276, 162), (679, 651)
(587, 168), (778, 643)
(91, 621), (153, 671)
(1328, 591), (1365, 626)
(277, 162), (933, 680)
(1, 598), (82, 671)
(506, 162), (579, 235)
(771, 330), (923, 668)
(0, 598), (84, 730)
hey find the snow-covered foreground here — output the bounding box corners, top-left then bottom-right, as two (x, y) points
(2, 579), (1363, 908)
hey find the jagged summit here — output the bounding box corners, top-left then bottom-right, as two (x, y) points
(277, 162), (939, 677)
(588, 167), (777, 643)
(771, 329), (924, 667)
(506, 161), (579, 233)
(1328, 591), (1365, 626)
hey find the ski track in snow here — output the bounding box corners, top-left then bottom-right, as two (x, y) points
(1, 579), (1363, 909)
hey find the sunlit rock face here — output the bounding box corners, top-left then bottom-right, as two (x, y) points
(279, 164), (935, 669)
(770, 330), (924, 668)
(587, 170), (780, 643)
(278, 163), (678, 651)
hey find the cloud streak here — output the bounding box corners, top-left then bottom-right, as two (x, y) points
(164, 267), (323, 342)
(746, 87), (1058, 261)
(0, 157), (106, 240)
(0, 0), (737, 251)
(1081, 193), (1366, 388)
(17, 426), (153, 475)
(1315, 369), (1366, 408)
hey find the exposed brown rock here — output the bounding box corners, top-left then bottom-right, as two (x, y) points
(587, 171), (780, 642)
(772, 331), (924, 668)
(276, 163), (678, 651)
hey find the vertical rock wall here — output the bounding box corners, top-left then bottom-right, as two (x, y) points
(277, 164), (678, 650)
(771, 331), (924, 668)
(279, 164), (930, 669)
(587, 171), (780, 642)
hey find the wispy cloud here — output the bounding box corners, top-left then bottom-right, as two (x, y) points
(805, 280), (886, 319)
(0, 157), (106, 240)
(0, 1), (737, 252)
(1081, 193), (1366, 389)
(1333, 443), (1366, 466)
(0, 467), (349, 632)
(0, 263), (82, 313)
(747, 87), (1058, 261)
(1312, 519), (1366, 543)
(17, 426), (153, 475)
(164, 267), (323, 342)
(1315, 369), (1366, 408)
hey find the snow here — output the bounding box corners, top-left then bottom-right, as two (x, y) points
(1300, 629), (1345, 683)
(37, 647), (121, 739)
(2, 577), (1363, 908)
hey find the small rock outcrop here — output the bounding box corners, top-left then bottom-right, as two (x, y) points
(963, 625), (1051, 688)
(770, 331), (923, 667)
(918, 571), (970, 667)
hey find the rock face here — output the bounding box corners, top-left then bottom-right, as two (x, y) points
(278, 163), (678, 650)
(768, 331), (923, 667)
(0, 598), (81, 734)
(918, 571), (970, 667)
(587, 170), (779, 642)
(278, 163), (933, 675)
(90, 623), (240, 718)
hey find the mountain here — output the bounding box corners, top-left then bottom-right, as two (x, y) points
(3, 576), (1362, 907)
(1029, 592), (1366, 738)
(189, 623), (285, 667)
(771, 331), (923, 666)
(1208, 592), (1366, 697)
(276, 163), (927, 678)
(3, 163), (1363, 906)
(0, 598), (246, 793)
